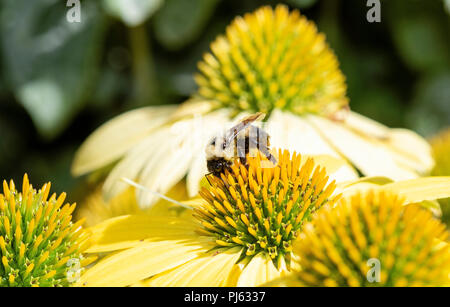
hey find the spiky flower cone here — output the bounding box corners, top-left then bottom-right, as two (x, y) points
(195, 150), (339, 268)
(0, 175), (93, 287)
(292, 192), (450, 286)
(195, 5), (348, 116)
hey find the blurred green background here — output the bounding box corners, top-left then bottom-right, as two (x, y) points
(0, 0), (449, 203)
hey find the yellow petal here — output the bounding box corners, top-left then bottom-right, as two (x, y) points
(236, 253), (285, 286)
(144, 247), (242, 286)
(337, 176), (394, 191)
(86, 215), (198, 253)
(381, 177), (450, 204)
(263, 274), (302, 287)
(72, 105), (176, 176)
(77, 239), (208, 287)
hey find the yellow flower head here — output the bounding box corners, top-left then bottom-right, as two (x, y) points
(195, 149), (339, 268)
(195, 5), (348, 116)
(0, 175), (93, 287)
(291, 192), (450, 287)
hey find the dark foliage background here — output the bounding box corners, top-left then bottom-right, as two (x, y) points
(0, 0), (449, 203)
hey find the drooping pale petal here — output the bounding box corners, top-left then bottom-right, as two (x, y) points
(139, 110), (230, 205)
(187, 153), (208, 197)
(307, 115), (419, 180)
(343, 112), (433, 174)
(343, 111), (390, 139)
(102, 127), (173, 201)
(144, 247), (242, 286)
(383, 128), (434, 174)
(236, 253), (286, 287)
(87, 215), (199, 253)
(138, 129), (196, 206)
(77, 239), (209, 287)
(266, 110), (342, 159)
(72, 105), (176, 176)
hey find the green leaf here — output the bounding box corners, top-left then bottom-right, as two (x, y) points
(387, 0), (450, 72)
(286, 0), (318, 9)
(154, 0), (219, 50)
(103, 0), (164, 27)
(1, 0), (106, 140)
(406, 71), (450, 136)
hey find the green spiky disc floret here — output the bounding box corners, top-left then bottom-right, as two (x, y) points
(0, 175), (93, 287)
(194, 150), (338, 269)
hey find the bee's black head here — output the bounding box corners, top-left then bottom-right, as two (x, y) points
(207, 158), (231, 177)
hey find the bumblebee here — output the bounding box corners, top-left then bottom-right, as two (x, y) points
(206, 112), (277, 177)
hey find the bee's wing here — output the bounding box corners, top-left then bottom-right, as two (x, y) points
(224, 112), (265, 146)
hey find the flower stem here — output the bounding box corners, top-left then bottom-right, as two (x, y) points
(129, 24), (158, 107)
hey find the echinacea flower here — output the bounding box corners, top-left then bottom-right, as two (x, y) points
(72, 5), (433, 208)
(430, 127), (450, 224)
(270, 191), (450, 287)
(77, 150), (450, 287)
(0, 174), (94, 287)
(77, 150), (339, 286)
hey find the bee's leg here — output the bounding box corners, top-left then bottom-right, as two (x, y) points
(205, 173), (214, 186)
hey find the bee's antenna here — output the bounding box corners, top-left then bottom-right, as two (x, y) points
(121, 177), (191, 209)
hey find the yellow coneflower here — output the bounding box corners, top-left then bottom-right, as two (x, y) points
(272, 192), (450, 287)
(77, 150), (450, 287)
(430, 127), (450, 225)
(0, 174), (94, 287)
(72, 5), (433, 208)
(77, 150), (339, 287)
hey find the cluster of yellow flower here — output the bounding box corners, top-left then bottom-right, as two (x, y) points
(2, 5), (450, 287)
